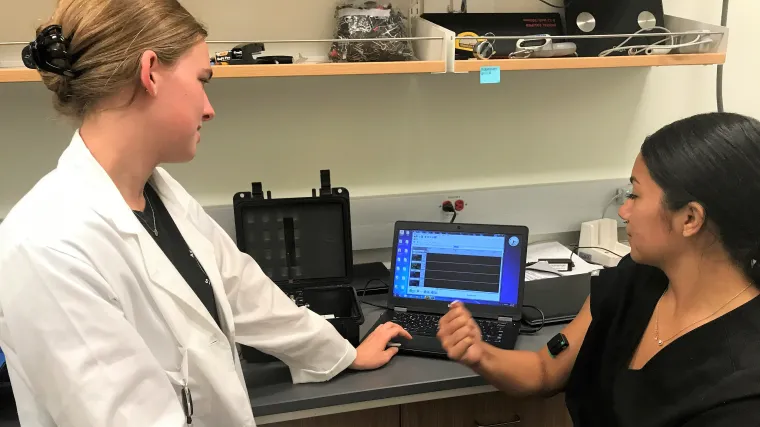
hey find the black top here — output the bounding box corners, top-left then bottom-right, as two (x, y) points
(565, 256), (760, 427)
(134, 184), (221, 327)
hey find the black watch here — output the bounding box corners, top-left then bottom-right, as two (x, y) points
(547, 333), (570, 358)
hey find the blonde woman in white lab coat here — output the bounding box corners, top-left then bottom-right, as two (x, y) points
(0, 1), (411, 426)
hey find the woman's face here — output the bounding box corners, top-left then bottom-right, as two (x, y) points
(144, 41), (215, 163)
(618, 154), (680, 266)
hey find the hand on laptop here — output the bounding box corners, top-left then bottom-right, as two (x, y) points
(351, 322), (412, 370)
(438, 301), (484, 367)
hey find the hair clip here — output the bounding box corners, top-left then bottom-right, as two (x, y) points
(21, 25), (78, 78)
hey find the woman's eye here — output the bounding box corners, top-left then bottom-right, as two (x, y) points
(626, 193), (638, 200)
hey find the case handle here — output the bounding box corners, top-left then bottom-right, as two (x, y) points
(251, 182), (264, 200)
(319, 170), (331, 196)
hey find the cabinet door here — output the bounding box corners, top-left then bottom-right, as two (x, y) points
(267, 406), (400, 427)
(400, 392), (572, 427)
(541, 394), (573, 427)
(400, 392), (543, 427)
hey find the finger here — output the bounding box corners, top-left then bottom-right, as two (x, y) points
(438, 314), (463, 339)
(385, 323), (413, 340)
(371, 322), (396, 339)
(384, 346), (399, 361)
(441, 323), (476, 350)
(447, 337), (473, 361)
(451, 304), (473, 320)
(439, 307), (467, 331)
(469, 319), (482, 339)
(397, 327), (413, 340)
(440, 305), (465, 324)
(438, 312), (472, 338)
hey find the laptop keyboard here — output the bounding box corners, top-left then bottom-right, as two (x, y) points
(391, 312), (509, 344)
(477, 319), (508, 343)
(392, 312), (440, 337)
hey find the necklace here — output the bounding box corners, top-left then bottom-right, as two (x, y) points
(654, 284), (752, 346)
(134, 191), (158, 236)
(189, 249), (211, 285)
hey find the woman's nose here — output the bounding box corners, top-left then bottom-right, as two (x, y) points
(618, 200), (631, 222)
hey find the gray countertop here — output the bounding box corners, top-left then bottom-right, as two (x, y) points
(243, 295), (563, 419)
(0, 294), (564, 426)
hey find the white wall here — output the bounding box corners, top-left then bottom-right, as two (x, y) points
(0, 0), (757, 219)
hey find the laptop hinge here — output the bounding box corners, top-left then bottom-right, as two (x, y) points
(498, 316), (513, 322)
(394, 307), (408, 312)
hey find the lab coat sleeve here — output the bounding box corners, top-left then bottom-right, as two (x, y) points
(198, 209), (357, 383)
(0, 243), (186, 427)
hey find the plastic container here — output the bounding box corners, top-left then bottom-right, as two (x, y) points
(233, 170), (364, 363)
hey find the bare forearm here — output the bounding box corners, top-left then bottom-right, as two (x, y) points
(439, 299), (590, 399)
(471, 345), (549, 397)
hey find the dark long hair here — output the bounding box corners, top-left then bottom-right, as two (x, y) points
(641, 112), (760, 282)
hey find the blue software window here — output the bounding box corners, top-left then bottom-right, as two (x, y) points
(392, 229), (522, 307)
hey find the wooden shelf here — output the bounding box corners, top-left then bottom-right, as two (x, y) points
(213, 61), (445, 78)
(454, 53), (726, 73)
(0, 68), (41, 83)
(0, 60), (446, 83)
(0, 53), (726, 83)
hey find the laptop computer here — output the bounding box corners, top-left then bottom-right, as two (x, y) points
(364, 221), (529, 357)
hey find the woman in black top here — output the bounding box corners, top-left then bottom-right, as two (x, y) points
(437, 112), (760, 426)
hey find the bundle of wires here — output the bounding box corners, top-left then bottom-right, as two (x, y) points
(329, 1), (415, 62)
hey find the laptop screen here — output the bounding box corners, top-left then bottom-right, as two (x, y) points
(392, 228), (523, 307)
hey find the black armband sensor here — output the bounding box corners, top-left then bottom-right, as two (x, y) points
(547, 333), (570, 358)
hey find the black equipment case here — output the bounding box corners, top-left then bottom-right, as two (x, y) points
(233, 170), (364, 363)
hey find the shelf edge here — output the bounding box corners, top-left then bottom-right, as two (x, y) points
(0, 68), (40, 83)
(212, 60), (445, 78)
(454, 53), (726, 73)
(0, 53), (727, 83)
(0, 61), (447, 83)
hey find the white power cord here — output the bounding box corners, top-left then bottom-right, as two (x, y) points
(599, 26), (714, 57)
(717, 0), (729, 113)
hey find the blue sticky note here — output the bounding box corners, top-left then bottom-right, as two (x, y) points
(480, 66), (501, 84)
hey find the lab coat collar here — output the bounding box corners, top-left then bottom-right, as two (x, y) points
(57, 130), (143, 236)
(58, 131), (230, 340)
(58, 131), (195, 236)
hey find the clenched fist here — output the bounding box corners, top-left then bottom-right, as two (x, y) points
(437, 301), (484, 367)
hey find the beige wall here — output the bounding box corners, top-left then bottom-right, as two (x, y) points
(0, 0), (757, 216)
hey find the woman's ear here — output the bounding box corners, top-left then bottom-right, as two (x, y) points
(681, 201), (707, 238)
(139, 50), (160, 96)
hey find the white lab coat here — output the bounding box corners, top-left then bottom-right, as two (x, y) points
(0, 131), (357, 427)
